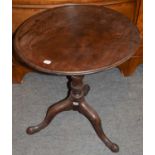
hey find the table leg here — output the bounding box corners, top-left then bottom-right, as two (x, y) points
(27, 99), (72, 134)
(69, 75), (119, 152)
(84, 84), (90, 96)
(79, 101), (119, 152)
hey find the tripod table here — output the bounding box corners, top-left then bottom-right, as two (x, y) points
(14, 5), (140, 153)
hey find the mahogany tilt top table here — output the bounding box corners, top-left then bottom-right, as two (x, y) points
(14, 5), (140, 153)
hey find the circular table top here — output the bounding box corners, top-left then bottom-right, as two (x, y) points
(14, 5), (140, 75)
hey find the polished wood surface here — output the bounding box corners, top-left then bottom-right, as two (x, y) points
(12, 1), (136, 32)
(14, 5), (140, 152)
(12, 0), (143, 83)
(13, 0), (134, 5)
(27, 76), (119, 152)
(14, 5), (140, 75)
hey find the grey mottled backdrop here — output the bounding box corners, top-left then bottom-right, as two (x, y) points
(13, 65), (143, 155)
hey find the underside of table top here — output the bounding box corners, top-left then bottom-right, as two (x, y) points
(14, 5), (140, 75)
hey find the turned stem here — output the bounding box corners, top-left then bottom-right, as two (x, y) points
(69, 76), (85, 102)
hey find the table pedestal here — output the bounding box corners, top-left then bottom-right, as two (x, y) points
(27, 75), (119, 152)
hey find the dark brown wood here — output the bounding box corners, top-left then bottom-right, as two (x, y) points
(12, 0), (143, 83)
(14, 5), (140, 75)
(79, 101), (119, 152)
(27, 75), (119, 152)
(14, 5), (140, 153)
(12, 0), (136, 32)
(27, 98), (72, 134)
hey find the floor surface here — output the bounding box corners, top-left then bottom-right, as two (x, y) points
(13, 65), (143, 155)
